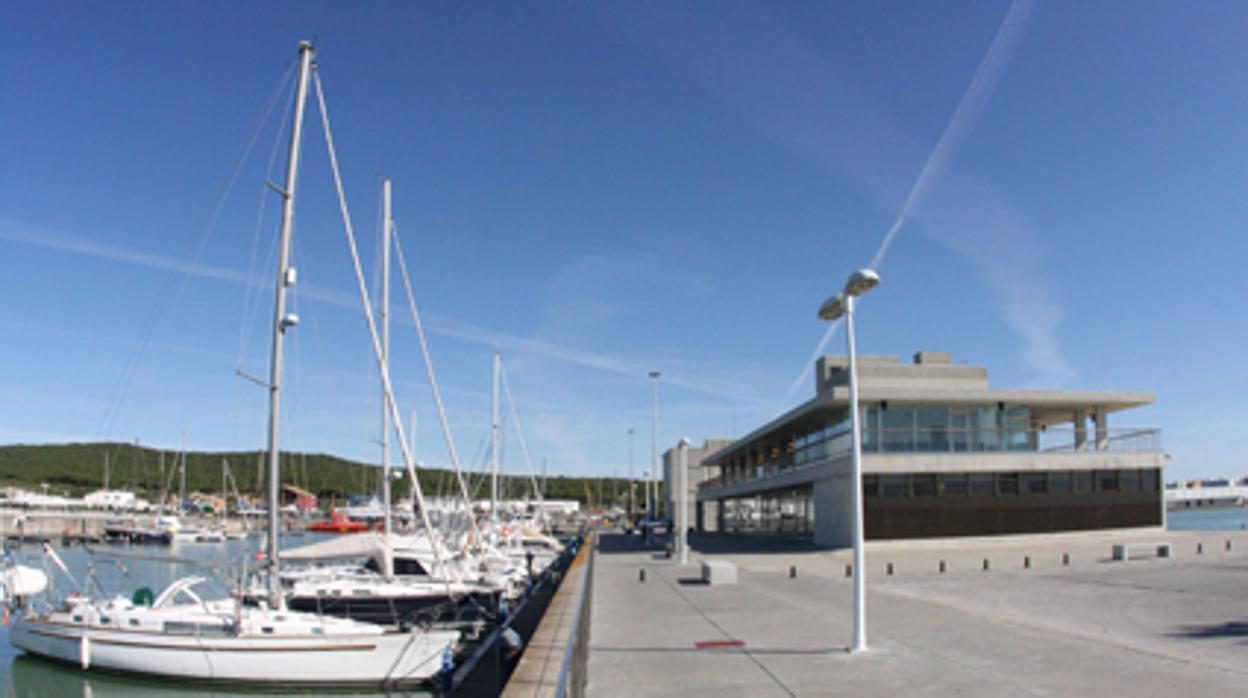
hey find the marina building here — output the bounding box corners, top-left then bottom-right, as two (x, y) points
(687, 351), (1163, 547)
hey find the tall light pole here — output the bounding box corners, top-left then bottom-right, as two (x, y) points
(818, 267), (880, 655)
(649, 371), (660, 518)
(627, 429), (635, 521)
(677, 437), (690, 564)
(642, 470), (650, 520)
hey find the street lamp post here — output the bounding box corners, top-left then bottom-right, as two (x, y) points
(628, 428), (636, 521)
(649, 371), (661, 519)
(818, 267), (880, 655)
(678, 437), (690, 564)
(642, 470), (651, 520)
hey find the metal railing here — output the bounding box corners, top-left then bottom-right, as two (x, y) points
(699, 427), (1161, 493)
(554, 530), (595, 698)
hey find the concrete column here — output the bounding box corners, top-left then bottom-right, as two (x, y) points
(1028, 420), (1040, 451)
(1073, 410), (1088, 452)
(813, 475), (853, 547)
(1094, 407), (1109, 451)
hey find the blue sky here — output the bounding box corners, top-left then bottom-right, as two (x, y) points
(2, 2), (1245, 482)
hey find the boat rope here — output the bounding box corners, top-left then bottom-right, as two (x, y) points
(97, 55), (298, 443)
(311, 69), (452, 595)
(498, 359), (547, 522)
(234, 59), (299, 375)
(390, 227), (474, 511)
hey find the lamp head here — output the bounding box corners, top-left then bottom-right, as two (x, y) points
(845, 268), (880, 297)
(648, 371), (661, 379)
(818, 292), (846, 322)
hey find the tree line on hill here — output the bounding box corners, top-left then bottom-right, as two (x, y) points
(0, 442), (654, 510)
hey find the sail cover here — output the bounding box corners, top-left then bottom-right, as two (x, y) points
(281, 532), (395, 577)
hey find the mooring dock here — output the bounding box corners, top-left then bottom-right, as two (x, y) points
(578, 529), (1248, 697)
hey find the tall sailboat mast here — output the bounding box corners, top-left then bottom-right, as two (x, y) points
(491, 350), (501, 520)
(380, 178), (392, 536)
(265, 40), (314, 607)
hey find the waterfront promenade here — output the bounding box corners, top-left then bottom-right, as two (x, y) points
(587, 529), (1248, 697)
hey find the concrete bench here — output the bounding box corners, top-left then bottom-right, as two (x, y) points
(1112, 542), (1171, 561)
(701, 560), (737, 586)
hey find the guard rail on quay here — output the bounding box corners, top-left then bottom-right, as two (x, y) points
(502, 528), (596, 698)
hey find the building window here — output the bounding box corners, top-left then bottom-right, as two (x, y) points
(1022, 472), (1048, 495)
(881, 475), (909, 498)
(1120, 469), (1140, 493)
(1098, 470), (1120, 492)
(863, 476), (879, 498)
(913, 474), (938, 497)
(940, 474), (968, 496)
(1050, 471), (1071, 494)
(997, 473), (1020, 495)
(1073, 471), (1094, 494)
(969, 473), (994, 497)
(1141, 469), (1160, 491)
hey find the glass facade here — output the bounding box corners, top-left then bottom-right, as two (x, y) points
(860, 404), (1034, 453)
(862, 468), (1160, 499)
(720, 486), (814, 537)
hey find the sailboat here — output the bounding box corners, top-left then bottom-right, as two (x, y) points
(267, 179), (512, 626)
(11, 41), (460, 685)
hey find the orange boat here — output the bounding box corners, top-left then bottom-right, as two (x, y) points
(307, 510), (369, 534)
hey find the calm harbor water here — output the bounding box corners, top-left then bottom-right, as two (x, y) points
(0, 534), (434, 697)
(1166, 506), (1248, 531)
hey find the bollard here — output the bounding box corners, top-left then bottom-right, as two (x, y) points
(845, 564), (852, 578)
(440, 647), (455, 695)
(1227, 540), (1232, 551)
(639, 568), (646, 582)
(983, 559), (990, 571)
(790, 565), (797, 579)
(939, 560), (946, 573)
(1197, 543), (1203, 554)
(1062, 553), (1070, 566)
(1023, 556), (1030, 569)
(886, 562), (894, 576)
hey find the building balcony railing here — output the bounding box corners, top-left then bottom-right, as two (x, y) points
(698, 427), (1161, 493)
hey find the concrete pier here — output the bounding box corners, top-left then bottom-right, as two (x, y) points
(587, 529), (1248, 697)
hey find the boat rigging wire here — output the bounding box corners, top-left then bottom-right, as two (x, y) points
(311, 67), (452, 592)
(96, 56), (300, 451)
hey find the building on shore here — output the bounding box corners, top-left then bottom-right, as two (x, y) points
(683, 351), (1163, 547)
(662, 439), (735, 531)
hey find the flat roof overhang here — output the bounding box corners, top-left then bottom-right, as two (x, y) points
(705, 387), (1154, 466)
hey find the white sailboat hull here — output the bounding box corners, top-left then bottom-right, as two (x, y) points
(11, 616), (457, 685)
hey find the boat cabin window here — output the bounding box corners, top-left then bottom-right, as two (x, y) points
(100, 616), (111, 625)
(393, 558), (429, 576)
(129, 619), (140, 627)
(72, 615), (83, 623)
(522, 540), (550, 549)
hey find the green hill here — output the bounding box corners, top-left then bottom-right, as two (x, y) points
(0, 442), (644, 510)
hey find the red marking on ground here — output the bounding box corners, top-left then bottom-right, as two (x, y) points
(695, 639), (746, 650)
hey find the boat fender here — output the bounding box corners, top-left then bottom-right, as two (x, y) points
(80, 634), (91, 670)
(501, 627), (523, 655)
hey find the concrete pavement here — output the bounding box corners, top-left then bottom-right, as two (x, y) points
(587, 529), (1248, 697)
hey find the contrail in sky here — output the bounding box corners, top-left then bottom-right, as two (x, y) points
(0, 221), (753, 402)
(782, 0), (1035, 402)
